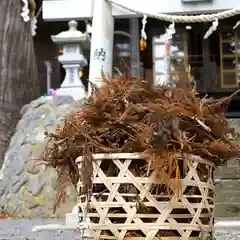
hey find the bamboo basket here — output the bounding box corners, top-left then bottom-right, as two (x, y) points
(76, 153), (215, 240)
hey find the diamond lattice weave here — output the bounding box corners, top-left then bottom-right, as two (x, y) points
(76, 153), (215, 240)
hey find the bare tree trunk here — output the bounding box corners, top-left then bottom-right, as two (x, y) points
(0, 0), (40, 167)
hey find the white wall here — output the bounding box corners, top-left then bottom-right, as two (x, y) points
(43, 0), (240, 21)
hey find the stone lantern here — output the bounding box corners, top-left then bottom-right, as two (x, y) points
(51, 20), (90, 101)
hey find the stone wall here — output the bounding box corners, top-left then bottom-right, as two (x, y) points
(0, 96), (84, 218)
(214, 119), (240, 218)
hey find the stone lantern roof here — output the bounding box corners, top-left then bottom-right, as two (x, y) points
(51, 20), (90, 50)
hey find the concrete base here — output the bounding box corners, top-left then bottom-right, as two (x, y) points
(32, 224), (77, 232)
(215, 220), (240, 228)
(32, 213), (78, 232)
(57, 87), (86, 101)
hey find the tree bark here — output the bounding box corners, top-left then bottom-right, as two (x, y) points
(0, 0), (40, 167)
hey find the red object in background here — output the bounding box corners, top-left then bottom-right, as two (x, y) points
(58, 48), (63, 54)
(166, 39), (172, 57)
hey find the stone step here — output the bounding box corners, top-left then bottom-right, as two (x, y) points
(214, 165), (240, 179)
(215, 180), (240, 218)
(215, 180), (240, 191)
(216, 203), (240, 218)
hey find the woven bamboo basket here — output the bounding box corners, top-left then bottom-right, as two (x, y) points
(76, 153), (215, 240)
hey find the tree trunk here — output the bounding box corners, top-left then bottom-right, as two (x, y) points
(0, 0), (40, 167)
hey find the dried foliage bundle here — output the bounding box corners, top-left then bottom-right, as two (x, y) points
(42, 70), (240, 212)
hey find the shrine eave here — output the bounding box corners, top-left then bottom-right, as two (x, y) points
(42, 0), (231, 22)
(42, 0), (135, 21)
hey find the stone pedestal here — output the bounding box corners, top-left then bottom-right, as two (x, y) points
(51, 20), (90, 101)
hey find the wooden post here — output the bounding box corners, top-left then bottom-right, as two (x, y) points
(130, 18), (140, 77)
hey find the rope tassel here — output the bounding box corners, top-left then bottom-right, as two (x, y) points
(204, 19), (219, 39)
(31, 16), (38, 37)
(140, 15), (147, 51)
(21, 0), (30, 22)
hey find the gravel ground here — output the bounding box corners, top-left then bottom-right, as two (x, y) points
(0, 219), (81, 240)
(0, 219), (239, 240)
